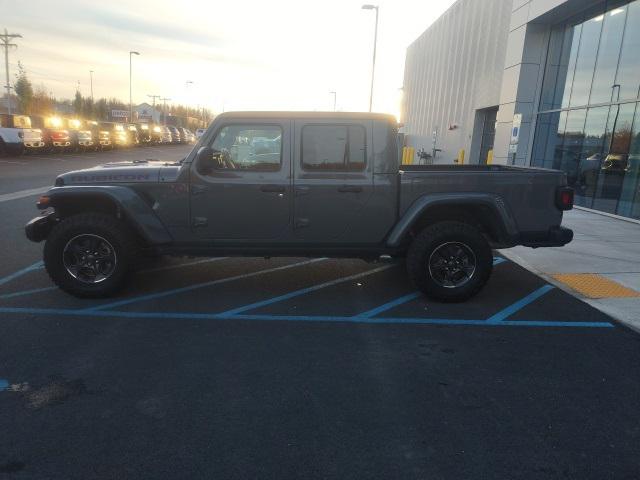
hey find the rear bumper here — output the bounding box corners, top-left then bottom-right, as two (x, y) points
(25, 212), (56, 242)
(519, 226), (573, 248)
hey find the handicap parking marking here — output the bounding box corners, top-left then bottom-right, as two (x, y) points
(220, 264), (395, 316)
(493, 257), (507, 266)
(0, 261), (44, 287)
(82, 258), (327, 312)
(0, 286), (57, 300)
(485, 285), (555, 324)
(137, 257), (228, 274)
(356, 292), (421, 318)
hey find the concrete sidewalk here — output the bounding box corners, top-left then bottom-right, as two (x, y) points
(501, 208), (640, 332)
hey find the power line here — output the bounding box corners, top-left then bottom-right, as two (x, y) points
(1, 28), (22, 114)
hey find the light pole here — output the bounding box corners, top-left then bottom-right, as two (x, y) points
(161, 97), (171, 125)
(89, 70), (94, 102)
(330, 91), (336, 111)
(361, 4), (379, 112)
(1, 29), (22, 114)
(129, 51), (140, 122)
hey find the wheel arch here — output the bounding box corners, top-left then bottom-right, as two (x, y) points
(386, 193), (519, 250)
(47, 186), (172, 245)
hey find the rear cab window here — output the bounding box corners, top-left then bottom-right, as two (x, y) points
(301, 124), (366, 172)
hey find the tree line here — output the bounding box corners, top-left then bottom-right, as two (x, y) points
(12, 62), (213, 126)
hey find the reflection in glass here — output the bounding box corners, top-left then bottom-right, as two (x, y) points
(593, 103), (636, 213)
(590, 7), (626, 104)
(575, 106), (610, 206)
(558, 109), (586, 185)
(570, 14), (603, 108)
(541, 27), (569, 111)
(561, 25), (582, 108)
(616, 1), (640, 101)
(617, 103), (640, 218)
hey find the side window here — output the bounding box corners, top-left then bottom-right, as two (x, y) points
(301, 124), (366, 171)
(210, 125), (282, 172)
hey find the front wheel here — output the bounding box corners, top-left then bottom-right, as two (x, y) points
(44, 213), (137, 298)
(406, 221), (493, 302)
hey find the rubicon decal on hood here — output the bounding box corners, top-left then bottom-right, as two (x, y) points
(70, 173), (153, 182)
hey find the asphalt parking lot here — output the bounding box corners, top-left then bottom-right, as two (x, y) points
(1, 146), (639, 479)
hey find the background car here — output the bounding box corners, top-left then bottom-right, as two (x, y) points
(195, 128), (206, 139)
(135, 123), (152, 144)
(125, 123), (140, 146)
(65, 119), (93, 152)
(149, 124), (164, 144)
(182, 128), (196, 144)
(31, 115), (70, 153)
(88, 121), (112, 150)
(167, 125), (181, 144)
(161, 126), (173, 143)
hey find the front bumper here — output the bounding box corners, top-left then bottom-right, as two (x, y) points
(25, 212), (56, 242)
(520, 226), (573, 248)
(53, 141), (71, 147)
(24, 141), (45, 148)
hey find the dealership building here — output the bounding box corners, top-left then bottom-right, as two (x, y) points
(401, 0), (640, 220)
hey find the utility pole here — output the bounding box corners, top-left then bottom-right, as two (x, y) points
(161, 97), (170, 125)
(89, 70), (94, 102)
(147, 94), (160, 108)
(1, 29), (22, 115)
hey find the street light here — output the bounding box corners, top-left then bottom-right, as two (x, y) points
(330, 91), (336, 111)
(129, 51), (140, 122)
(361, 4), (379, 112)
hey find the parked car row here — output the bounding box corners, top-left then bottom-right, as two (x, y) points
(0, 113), (197, 156)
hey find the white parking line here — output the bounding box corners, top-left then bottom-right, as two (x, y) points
(0, 186), (50, 203)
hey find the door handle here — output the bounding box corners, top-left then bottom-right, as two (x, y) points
(191, 184), (208, 195)
(260, 185), (286, 193)
(337, 185), (363, 193)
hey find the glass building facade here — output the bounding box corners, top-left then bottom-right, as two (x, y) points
(531, 0), (640, 219)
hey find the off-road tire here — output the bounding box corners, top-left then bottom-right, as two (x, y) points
(44, 213), (138, 298)
(406, 221), (493, 302)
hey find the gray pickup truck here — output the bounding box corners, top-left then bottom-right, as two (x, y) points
(25, 112), (574, 301)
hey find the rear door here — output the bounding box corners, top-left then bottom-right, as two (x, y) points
(292, 119), (374, 243)
(189, 119), (291, 241)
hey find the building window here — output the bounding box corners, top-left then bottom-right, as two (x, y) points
(301, 124), (366, 171)
(532, 0), (640, 219)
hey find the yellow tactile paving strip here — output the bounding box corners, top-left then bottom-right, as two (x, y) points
(551, 273), (640, 299)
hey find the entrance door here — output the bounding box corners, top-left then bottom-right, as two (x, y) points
(478, 108), (498, 164)
(292, 119), (374, 243)
(189, 120), (291, 241)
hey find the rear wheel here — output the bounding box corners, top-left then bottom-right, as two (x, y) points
(406, 221), (492, 302)
(44, 213), (138, 298)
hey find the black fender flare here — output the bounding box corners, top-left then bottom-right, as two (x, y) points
(46, 185), (173, 244)
(385, 193), (519, 248)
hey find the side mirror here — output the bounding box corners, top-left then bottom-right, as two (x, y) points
(195, 146), (220, 174)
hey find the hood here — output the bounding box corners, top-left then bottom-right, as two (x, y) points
(55, 160), (182, 186)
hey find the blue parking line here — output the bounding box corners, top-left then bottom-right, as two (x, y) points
(83, 258), (327, 312)
(0, 306), (613, 327)
(0, 379), (8, 391)
(485, 285), (554, 324)
(356, 292), (421, 318)
(0, 286), (57, 300)
(493, 257), (507, 266)
(220, 264), (395, 316)
(0, 261), (43, 287)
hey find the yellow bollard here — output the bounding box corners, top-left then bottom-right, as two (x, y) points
(457, 149), (465, 165)
(401, 147), (408, 165)
(486, 149), (493, 165)
(408, 147), (414, 165)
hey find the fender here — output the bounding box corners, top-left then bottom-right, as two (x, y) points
(385, 192), (519, 248)
(45, 185), (173, 244)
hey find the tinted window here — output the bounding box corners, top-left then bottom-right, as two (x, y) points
(210, 125), (282, 171)
(301, 124), (366, 171)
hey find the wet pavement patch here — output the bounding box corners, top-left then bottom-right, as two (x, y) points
(20, 378), (87, 410)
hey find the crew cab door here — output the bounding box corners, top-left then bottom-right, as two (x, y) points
(292, 119), (374, 243)
(189, 120), (291, 240)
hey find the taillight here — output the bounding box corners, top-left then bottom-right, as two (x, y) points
(556, 186), (574, 211)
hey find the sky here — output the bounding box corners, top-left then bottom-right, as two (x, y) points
(2, 0), (456, 117)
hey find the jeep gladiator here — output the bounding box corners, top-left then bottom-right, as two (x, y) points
(25, 112), (574, 301)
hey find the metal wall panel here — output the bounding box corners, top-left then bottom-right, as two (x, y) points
(402, 0), (512, 163)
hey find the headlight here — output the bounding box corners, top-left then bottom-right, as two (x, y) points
(18, 131), (24, 139)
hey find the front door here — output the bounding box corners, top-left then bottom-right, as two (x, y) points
(292, 119), (374, 243)
(189, 120), (291, 241)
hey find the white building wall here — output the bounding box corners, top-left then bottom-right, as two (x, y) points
(401, 0), (512, 164)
